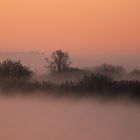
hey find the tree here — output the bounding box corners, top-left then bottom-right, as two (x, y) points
(45, 50), (72, 73)
(0, 59), (33, 79)
(93, 64), (126, 79)
(128, 69), (140, 80)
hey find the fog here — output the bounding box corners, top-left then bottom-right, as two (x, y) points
(0, 93), (140, 140)
(0, 52), (140, 74)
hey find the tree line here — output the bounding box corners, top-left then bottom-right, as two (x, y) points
(0, 50), (139, 80)
(0, 50), (140, 98)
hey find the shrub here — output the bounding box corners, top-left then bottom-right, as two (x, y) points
(0, 59), (33, 80)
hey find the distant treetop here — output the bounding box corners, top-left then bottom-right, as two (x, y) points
(45, 50), (72, 73)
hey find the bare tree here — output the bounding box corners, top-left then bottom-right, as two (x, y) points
(45, 50), (72, 73)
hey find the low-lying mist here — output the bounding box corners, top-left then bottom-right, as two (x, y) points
(1, 51), (140, 82)
(0, 92), (140, 140)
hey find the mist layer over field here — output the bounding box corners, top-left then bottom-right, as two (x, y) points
(0, 93), (140, 140)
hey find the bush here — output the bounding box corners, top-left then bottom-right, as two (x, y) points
(0, 59), (33, 80)
(93, 64), (126, 79)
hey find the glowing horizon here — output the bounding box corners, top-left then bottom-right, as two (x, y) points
(0, 0), (140, 58)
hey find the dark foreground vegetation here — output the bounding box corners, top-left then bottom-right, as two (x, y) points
(0, 50), (140, 100)
(1, 74), (140, 100)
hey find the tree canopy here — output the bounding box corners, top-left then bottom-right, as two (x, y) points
(0, 59), (33, 79)
(93, 64), (126, 78)
(45, 50), (72, 73)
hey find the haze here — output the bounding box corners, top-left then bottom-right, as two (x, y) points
(0, 95), (140, 140)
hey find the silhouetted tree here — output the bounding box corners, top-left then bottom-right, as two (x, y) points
(45, 50), (72, 73)
(93, 64), (126, 79)
(0, 59), (33, 79)
(128, 69), (140, 80)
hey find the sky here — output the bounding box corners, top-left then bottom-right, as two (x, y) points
(0, 0), (140, 67)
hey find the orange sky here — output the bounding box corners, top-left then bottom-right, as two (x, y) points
(0, 0), (140, 58)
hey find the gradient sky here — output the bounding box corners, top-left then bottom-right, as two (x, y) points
(0, 0), (140, 66)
